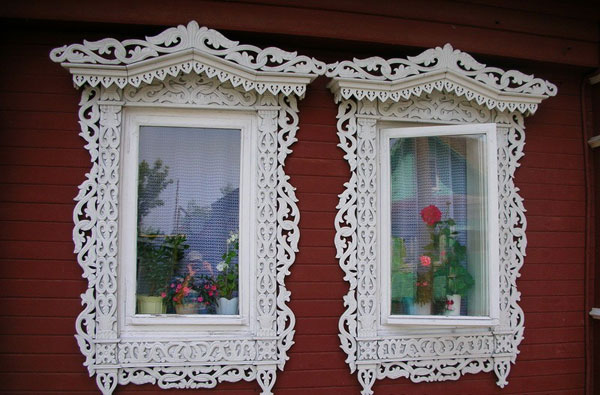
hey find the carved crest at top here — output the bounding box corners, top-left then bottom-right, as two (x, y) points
(50, 21), (326, 95)
(327, 44), (557, 114)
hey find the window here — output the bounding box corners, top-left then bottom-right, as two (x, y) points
(380, 124), (499, 326)
(51, 21), (325, 394)
(121, 109), (254, 328)
(327, 43), (556, 391)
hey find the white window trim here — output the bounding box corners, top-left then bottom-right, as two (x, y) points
(379, 123), (500, 328)
(120, 108), (255, 331)
(326, 44), (557, 394)
(50, 21), (325, 395)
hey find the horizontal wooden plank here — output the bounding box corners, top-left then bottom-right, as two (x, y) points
(523, 199), (586, 217)
(0, 240), (76, 260)
(292, 334), (341, 353)
(286, 157), (348, 177)
(524, 124), (582, 140)
(520, 295), (584, 313)
(526, 216), (585, 232)
(284, 351), (347, 371)
(518, 280), (583, 296)
(294, 317), (339, 335)
(520, 342), (584, 361)
(298, 229), (335, 247)
(2, 1), (597, 66)
(0, 202), (74, 222)
(287, 281), (347, 300)
(0, 147), (90, 168)
(0, 279), (85, 298)
(290, 143), (347, 162)
(296, 193), (340, 212)
(524, 312), (585, 328)
(522, 327), (584, 345)
(296, 124), (339, 144)
(516, 168), (584, 186)
(519, 184), (585, 202)
(0, 259), (82, 280)
(0, 372), (97, 391)
(526, 232), (584, 248)
(525, 135), (584, 155)
(288, 299), (344, 318)
(0, 354), (85, 373)
(0, 221), (73, 242)
(520, 263), (584, 281)
(0, 110), (78, 131)
(299, 211), (336, 229)
(0, 129), (84, 149)
(0, 317), (76, 335)
(525, 247), (585, 264)
(289, 265), (342, 284)
(0, 298), (82, 317)
(0, 165), (87, 186)
(295, 246), (338, 264)
(0, 91), (79, 113)
(238, 0), (598, 41)
(0, 335), (79, 354)
(0, 184), (77, 204)
(291, 175), (346, 194)
(520, 152), (584, 170)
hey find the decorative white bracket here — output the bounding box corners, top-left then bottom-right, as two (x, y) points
(51, 21), (326, 395)
(327, 44), (557, 392)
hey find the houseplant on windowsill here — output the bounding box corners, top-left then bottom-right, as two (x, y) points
(136, 233), (188, 314)
(215, 232), (239, 315)
(421, 204), (474, 316)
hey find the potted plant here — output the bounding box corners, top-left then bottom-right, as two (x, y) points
(162, 264), (204, 314)
(420, 204), (474, 316)
(197, 275), (219, 314)
(136, 233), (188, 314)
(215, 232), (239, 315)
(390, 237), (416, 314)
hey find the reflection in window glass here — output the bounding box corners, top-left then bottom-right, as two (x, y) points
(390, 134), (488, 317)
(135, 126), (240, 315)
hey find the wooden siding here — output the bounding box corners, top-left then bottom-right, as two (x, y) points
(0, 9), (595, 395)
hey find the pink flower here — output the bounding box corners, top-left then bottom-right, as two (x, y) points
(176, 284), (182, 291)
(183, 287), (190, 296)
(420, 255), (431, 267)
(420, 205), (442, 226)
(197, 296), (204, 302)
(208, 291), (213, 296)
(160, 292), (167, 298)
(204, 284), (209, 289)
(422, 281), (428, 287)
(211, 285), (217, 291)
(170, 283), (175, 288)
(440, 250), (446, 258)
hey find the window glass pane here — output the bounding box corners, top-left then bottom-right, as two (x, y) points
(136, 126), (240, 315)
(389, 134), (488, 317)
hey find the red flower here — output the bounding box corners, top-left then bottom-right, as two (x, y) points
(419, 255), (431, 267)
(420, 205), (442, 226)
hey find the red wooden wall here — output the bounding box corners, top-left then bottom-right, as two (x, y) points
(0, 1), (597, 393)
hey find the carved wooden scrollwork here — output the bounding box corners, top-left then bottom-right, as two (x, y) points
(52, 22), (326, 394)
(327, 46), (556, 392)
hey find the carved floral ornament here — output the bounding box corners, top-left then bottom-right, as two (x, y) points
(50, 21), (325, 395)
(51, 20), (557, 394)
(326, 47), (556, 394)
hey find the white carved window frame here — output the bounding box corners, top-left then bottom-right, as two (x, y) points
(326, 44), (557, 394)
(50, 21), (325, 395)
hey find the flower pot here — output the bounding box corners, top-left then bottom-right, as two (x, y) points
(137, 295), (166, 314)
(175, 302), (199, 314)
(175, 290), (200, 314)
(445, 294), (461, 316)
(414, 301), (431, 315)
(216, 297), (238, 315)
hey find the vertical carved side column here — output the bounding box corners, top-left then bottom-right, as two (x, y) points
(95, 85), (123, 394)
(256, 98), (279, 339)
(356, 116), (378, 338)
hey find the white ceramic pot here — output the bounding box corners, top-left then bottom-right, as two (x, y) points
(445, 294), (461, 316)
(137, 295), (166, 314)
(216, 297), (239, 315)
(414, 301), (431, 315)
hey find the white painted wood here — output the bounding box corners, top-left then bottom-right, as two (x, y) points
(51, 22), (323, 395)
(328, 45), (556, 391)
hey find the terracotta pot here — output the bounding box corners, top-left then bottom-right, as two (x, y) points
(137, 295), (166, 314)
(216, 297), (239, 315)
